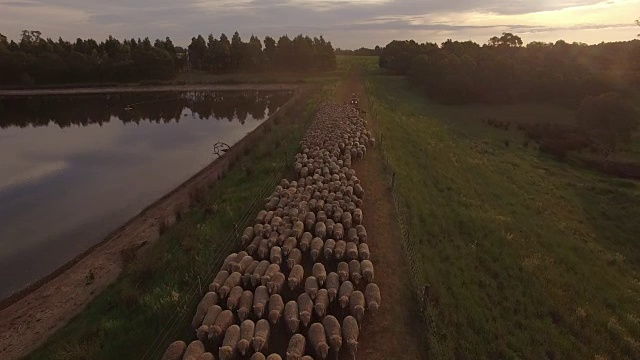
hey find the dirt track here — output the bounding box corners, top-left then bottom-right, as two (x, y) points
(0, 83), (298, 96)
(337, 74), (425, 360)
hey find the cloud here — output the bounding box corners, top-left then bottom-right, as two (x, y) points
(0, 0), (638, 48)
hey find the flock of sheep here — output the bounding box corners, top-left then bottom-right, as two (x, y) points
(161, 102), (379, 360)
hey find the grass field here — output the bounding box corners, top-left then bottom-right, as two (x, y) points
(367, 74), (640, 359)
(25, 84), (333, 360)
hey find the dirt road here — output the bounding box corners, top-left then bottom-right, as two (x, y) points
(337, 71), (426, 360)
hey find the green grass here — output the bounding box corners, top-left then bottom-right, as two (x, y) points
(26, 84), (331, 360)
(368, 75), (640, 359)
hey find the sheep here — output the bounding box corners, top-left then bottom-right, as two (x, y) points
(228, 251), (249, 272)
(342, 316), (359, 359)
(304, 212), (316, 231)
(270, 246), (282, 265)
(315, 222), (327, 239)
(267, 231), (279, 247)
(257, 239), (270, 260)
(325, 272), (340, 303)
(261, 224), (272, 238)
(299, 232), (313, 251)
(338, 281), (354, 309)
(341, 212), (352, 229)
(284, 300), (300, 334)
(360, 260), (374, 283)
(345, 242), (359, 261)
(241, 226), (255, 247)
(286, 248), (303, 269)
(352, 208), (363, 225)
(358, 243), (370, 261)
(267, 271), (285, 295)
(309, 322), (330, 360)
(288, 264), (304, 291)
(267, 355), (283, 360)
(326, 219), (335, 237)
(286, 334), (306, 360)
(161, 340), (186, 360)
(261, 264), (280, 286)
(355, 225), (367, 243)
(312, 263), (327, 286)
(242, 261), (260, 288)
(196, 325), (209, 343)
(253, 319), (270, 353)
(337, 262), (349, 283)
(323, 239), (336, 259)
(282, 236), (297, 256)
(222, 253), (237, 273)
(297, 293), (313, 327)
(365, 283), (381, 313)
(291, 221), (304, 239)
(238, 291), (254, 321)
(334, 241), (346, 261)
(209, 271), (229, 293)
(183, 340), (205, 360)
(347, 227), (359, 243)
(310, 237), (324, 262)
(196, 353), (215, 360)
(252, 260), (270, 287)
(219, 324), (240, 360)
(317, 210), (328, 223)
(191, 292), (218, 329)
(219, 272), (242, 299)
(256, 210), (268, 224)
(227, 286), (244, 311)
(305, 276), (319, 300)
(247, 236), (262, 256)
(332, 207), (343, 224)
(314, 288), (330, 318)
(253, 285), (270, 318)
(322, 315), (342, 359)
(268, 294), (284, 324)
(236, 320), (256, 357)
(251, 353), (266, 360)
(209, 309), (234, 341)
(301, 356), (313, 360)
(349, 291), (365, 324)
(348, 260), (362, 285)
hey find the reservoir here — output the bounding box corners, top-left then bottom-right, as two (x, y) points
(0, 90), (293, 299)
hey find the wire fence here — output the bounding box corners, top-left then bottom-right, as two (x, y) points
(142, 151), (294, 360)
(364, 81), (435, 352)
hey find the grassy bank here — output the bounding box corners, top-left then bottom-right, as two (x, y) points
(368, 75), (640, 359)
(26, 84), (333, 360)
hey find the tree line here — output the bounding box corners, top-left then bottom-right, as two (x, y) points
(0, 30), (337, 86)
(0, 91), (293, 128)
(379, 33), (640, 106)
(335, 47), (382, 56)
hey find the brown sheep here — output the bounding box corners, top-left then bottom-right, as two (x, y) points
(238, 291), (254, 321)
(237, 319), (255, 356)
(308, 322), (329, 360)
(219, 324), (240, 360)
(286, 334), (306, 360)
(297, 293), (313, 327)
(268, 294), (285, 325)
(338, 281), (354, 309)
(253, 319), (270, 353)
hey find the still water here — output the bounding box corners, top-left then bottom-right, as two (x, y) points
(0, 90), (292, 299)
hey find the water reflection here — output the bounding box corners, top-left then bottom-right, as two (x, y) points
(0, 90), (292, 299)
(0, 90), (293, 128)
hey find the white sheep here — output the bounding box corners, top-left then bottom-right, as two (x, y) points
(287, 334), (306, 360)
(284, 300), (300, 334)
(253, 319), (270, 353)
(342, 316), (359, 359)
(253, 285), (270, 318)
(312, 263), (327, 286)
(238, 290), (254, 321)
(348, 260), (362, 285)
(314, 288), (330, 318)
(209, 271), (229, 293)
(365, 283), (381, 313)
(161, 340), (186, 360)
(297, 293), (313, 328)
(305, 276), (319, 300)
(267, 272), (285, 295)
(191, 292), (219, 329)
(349, 291), (365, 324)
(325, 272), (340, 303)
(360, 260), (374, 283)
(268, 294), (284, 325)
(337, 262), (349, 283)
(237, 319), (255, 357)
(219, 324), (240, 360)
(309, 322), (329, 360)
(261, 264), (280, 286)
(338, 281), (354, 309)
(322, 315), (342, 359)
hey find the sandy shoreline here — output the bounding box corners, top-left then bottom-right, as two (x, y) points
(0, 83), (299, 96)
(0, 86), (304, 360)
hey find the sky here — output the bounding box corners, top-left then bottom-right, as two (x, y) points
(0, 0), (639, 49)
